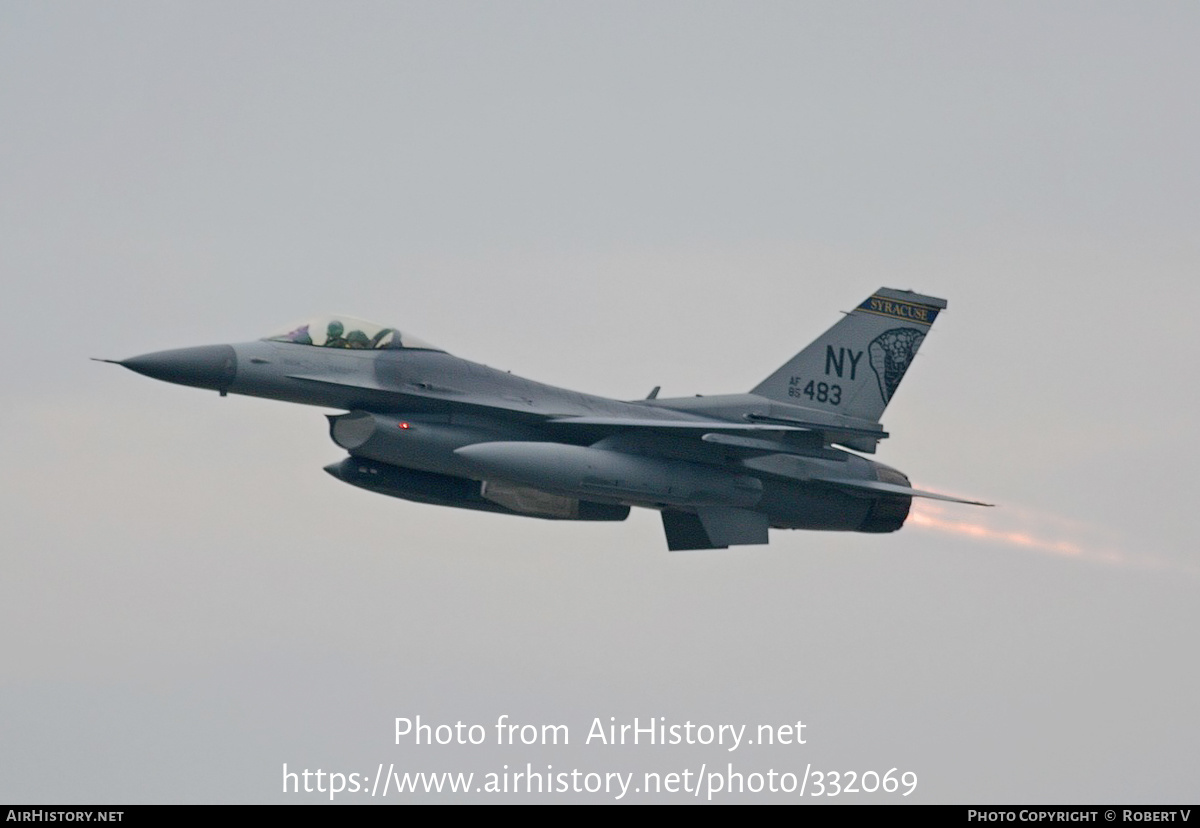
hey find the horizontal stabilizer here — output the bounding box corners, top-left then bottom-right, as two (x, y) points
(812, 477), (993, 506)
(661, 506), (769, 551)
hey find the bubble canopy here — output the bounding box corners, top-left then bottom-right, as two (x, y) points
(263, 315), (443, 352)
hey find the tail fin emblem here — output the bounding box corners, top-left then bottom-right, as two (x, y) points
(869, 328), (925, 403)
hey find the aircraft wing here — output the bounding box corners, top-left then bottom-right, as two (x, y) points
(547, 415), (886, 454)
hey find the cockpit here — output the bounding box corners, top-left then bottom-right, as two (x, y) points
(262, 315), (443, 352)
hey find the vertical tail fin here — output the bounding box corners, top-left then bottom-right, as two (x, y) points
(751, 288), (946, 423)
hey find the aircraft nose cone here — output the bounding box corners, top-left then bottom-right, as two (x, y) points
(120, 345), (237, 392)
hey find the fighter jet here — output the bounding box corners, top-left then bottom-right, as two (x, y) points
(103, 288), (989, 550)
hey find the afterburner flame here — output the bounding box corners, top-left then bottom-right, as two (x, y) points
(908, 503), (1082, 557)
(905, 498), (1181, 573)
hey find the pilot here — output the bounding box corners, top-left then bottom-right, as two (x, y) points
(324, 320), (350, 348)
(345, 329), (371, 349)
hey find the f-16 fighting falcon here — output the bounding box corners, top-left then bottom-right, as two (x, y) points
(100, 288), (990, 550)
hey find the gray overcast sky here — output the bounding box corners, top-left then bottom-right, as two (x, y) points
(2, 2), (1198, 803)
